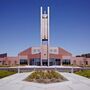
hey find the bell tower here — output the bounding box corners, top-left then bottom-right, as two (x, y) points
(40, 7), (50, 66)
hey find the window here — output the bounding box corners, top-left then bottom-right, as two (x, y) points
(33, 49), (40, 53)
(42, 41), (48, 45)
(38, 49), (40, 52)
(86, 61), (88, 65)
(54, 49), (57, 52)
(34, 49), (36, 52)
(20, 59), (27, 65)
(50, 49), (52, 52)
(62, 59), (70, 65)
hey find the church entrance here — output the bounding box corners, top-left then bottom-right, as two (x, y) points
(42, 60), (48, 66)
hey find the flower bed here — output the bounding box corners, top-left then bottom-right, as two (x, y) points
(25, 70), (67, 84)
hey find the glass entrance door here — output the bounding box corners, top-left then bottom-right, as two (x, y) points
(42, 60), (48, 66)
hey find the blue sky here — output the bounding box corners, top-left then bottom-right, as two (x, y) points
(0, 0), (90, 56)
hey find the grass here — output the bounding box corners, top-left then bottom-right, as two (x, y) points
(0, 70), (16, 79)
(25, 70), (67, 84)
(75, 70), (90, 78)
(0, 65), (10, 67)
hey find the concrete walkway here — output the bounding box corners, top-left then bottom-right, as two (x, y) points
(0, 72), (90, 90)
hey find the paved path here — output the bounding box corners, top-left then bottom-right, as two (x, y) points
(0, 72), (90, 90)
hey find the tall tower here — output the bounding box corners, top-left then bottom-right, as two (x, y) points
(40, 7), (50, 66)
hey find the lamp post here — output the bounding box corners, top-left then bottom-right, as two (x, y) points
(71, 66), (73, 73)
(18, 64), (20, 73)
(18, 59), (20, 73)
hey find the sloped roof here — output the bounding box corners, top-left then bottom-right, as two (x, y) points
(59, 47), (72, 56)
(18, 48), (32, 56)
(18, 47), (72, 57)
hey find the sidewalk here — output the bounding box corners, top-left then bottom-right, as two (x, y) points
(0, 72), (90, 90)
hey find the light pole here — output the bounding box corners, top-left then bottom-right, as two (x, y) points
(18, 59), (20, 73)
(18, 64), (20, 73)
(71, 66), (73, 73)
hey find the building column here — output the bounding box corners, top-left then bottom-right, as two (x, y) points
(61, 59), (63, 66)
(28, 59), (29, 66)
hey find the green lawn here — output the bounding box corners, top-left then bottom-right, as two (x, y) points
(0, 65), (10, 67)
(0, 70), (16, 79)
(75, 70), (90, 78)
